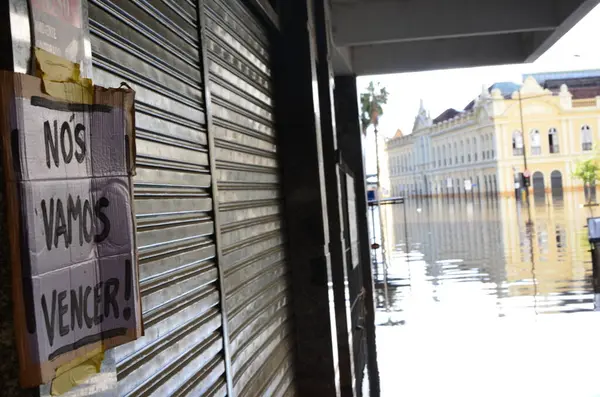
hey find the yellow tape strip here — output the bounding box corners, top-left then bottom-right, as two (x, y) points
(35, 48), (93, 104)
(51, 349), (104, 396)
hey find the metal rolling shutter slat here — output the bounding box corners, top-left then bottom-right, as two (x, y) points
(267, 360), (295, 397)
(281, 382), (297, 397)
(239, 334), (295, 397)
(205, 0), (295, 395)
(89, 0), (226, 395)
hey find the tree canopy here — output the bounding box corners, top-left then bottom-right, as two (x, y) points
(360, 81), (388, 133)
(573, 158), (600, 187)
(573, 156), (600, 203)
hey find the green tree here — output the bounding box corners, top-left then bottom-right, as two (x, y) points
(573, 157), (600, 203)
(360, 81), (389, 133)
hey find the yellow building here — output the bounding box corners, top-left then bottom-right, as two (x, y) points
(386, 73), (600, 198)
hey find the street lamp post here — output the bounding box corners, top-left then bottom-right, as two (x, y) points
(517, 91), (530, 172)
(515, 91), (536, 227)
(517, 91), (530, 203)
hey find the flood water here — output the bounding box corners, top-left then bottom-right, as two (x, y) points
(369, 192), (600, 397)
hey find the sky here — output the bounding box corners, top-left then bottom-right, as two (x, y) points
(357, 3), (600, 175)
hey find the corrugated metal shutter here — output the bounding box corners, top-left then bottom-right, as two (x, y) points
(88, 1), (227, 395)
(203, 1), (296, 396)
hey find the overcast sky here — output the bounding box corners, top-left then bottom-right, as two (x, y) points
(358, 4), (600, 175)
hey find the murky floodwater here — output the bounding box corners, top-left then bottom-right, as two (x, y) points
(369, 192), (600, 397)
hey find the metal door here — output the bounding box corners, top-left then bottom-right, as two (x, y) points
(339, 165), (367, 393)
(203, 0), (295, 396)
(89, 1), (227, 395)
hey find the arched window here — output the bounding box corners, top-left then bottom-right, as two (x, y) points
(453, 142), (458, 164)
(466, 138), (471, 162)
(549, 128), (559, 154)
(460, 140), (465, 163)
(437, 147), (442, 167)
(482, 135), (487, 159)
(530, 129), (541, 155)
(473, 137), (478, 161)
(582, 125), (593, 151)
(443, 146), (447, 166)
(512, 130), (524, 155)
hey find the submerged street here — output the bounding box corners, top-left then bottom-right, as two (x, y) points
(371, 192), (600, 397)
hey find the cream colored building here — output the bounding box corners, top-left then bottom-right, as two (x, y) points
(386, 75), (600, 198)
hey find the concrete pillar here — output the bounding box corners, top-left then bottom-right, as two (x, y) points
(272, 1), (341, 395)
(334, 75), (381, 397)
(312, 1), (357, 396)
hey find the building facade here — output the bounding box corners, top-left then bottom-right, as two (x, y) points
(387, 75), (600, 198)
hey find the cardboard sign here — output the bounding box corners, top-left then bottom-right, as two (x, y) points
(0, 71), (141, 387)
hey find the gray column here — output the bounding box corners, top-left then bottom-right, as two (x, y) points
(272, 1), (341, 395)
(312, 1), (357, 396)
(334, 75), (381, 397)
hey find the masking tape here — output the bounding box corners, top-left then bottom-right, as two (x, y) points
(51, 349), (104, 396)
(34, 48), (93, 104)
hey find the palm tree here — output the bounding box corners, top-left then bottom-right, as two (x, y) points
(359, 81), (390, 312)
(360, 81), (389, 134)
(359, 81), (389, 197)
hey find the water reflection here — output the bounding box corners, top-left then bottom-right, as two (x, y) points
(372, 192), (600, 397)
(374, 192), (598, 320)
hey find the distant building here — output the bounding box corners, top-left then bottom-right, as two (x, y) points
(525, 69), (600, 87)
(385, 73), (600, 198)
